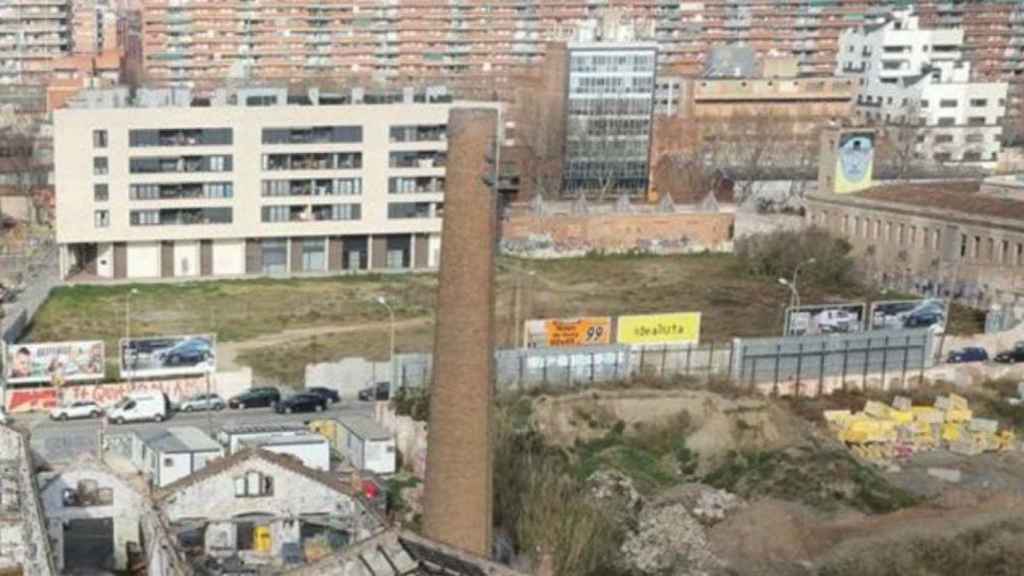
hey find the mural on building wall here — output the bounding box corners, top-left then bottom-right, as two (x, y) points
(834, 131), (875, 194)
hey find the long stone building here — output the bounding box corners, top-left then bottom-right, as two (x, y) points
(806, 175), (1024, 307)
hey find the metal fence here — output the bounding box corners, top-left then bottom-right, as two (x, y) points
(393, 327), (937, 395)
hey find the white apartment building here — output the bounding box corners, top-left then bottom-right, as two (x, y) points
(836, 9), (1008, 166)
(54, 85), (499, 281)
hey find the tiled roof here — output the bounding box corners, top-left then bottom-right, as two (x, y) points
(287, 528), (531, 576)
(849, 181), (1024, 221)
(154, 447), (355, 501)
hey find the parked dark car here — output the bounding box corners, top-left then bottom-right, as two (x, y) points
(228, 387), (281, 409)
(358, 382), (391, 402)
(305, 387), (340, 404)
(904, 310), (945, 328)
(947, 347), (989, 364)
(275, 393), (327, 414)
(994, 347), (1024, 364)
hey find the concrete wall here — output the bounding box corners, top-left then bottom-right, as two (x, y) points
(7, 368), (253, 413)
(173, 240), (199, 277)
(0, 427), (57, 575)
(40, 464), (145, 572)
(304, 358), (391, 399)
(499, 211), (735, 257)
(213, 239), (245, 275)
(126, 242), (160, 278)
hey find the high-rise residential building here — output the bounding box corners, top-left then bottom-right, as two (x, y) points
(71, 0), (120, 54)
(53, 84), (501, 282)
(135, 1), (1024, 137)
(838, 9), (1008, 165)
(0, 0), (72, 85)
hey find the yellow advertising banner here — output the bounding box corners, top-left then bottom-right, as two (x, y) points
(616, 313), (701, 345)
(524, 317), (613, 348)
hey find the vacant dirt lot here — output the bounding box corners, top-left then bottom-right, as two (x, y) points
(25, 254), (983, 383)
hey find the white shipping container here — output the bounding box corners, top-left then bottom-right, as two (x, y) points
(336, 415), (396, 475)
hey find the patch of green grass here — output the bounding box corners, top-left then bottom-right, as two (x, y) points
(704, 445), (919, 514)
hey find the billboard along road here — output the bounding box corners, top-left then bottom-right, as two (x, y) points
(120, 334), (215, 379)
(617, 312), (702, 346)
(869, 299), (948, 331)
(4, 341), (105, 385)
(784, 303), (867, 337)
(524, 317), (612, 348)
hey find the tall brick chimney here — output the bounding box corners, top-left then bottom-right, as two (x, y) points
(422, 107), (499, 558)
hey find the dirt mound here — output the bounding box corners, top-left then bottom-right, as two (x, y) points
(530, 388), (806, 470)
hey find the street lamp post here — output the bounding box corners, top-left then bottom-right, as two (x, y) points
(375, 296), (396, 389)
(791, 257), (816, 305)
(778, 278), (800, 310)
(125, 288), (138, 390)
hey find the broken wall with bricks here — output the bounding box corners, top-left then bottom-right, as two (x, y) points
(500, 211), (735, 257)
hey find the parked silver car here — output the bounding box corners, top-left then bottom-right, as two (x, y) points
(176, 393), (225, 412)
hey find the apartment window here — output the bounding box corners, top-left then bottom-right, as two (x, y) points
(939, 99), (958, 108)
(389, 125), (447, 143)
(898, 224), (905, 245)
(934, 134), (954, 144)
(93, 157), (108, 176)
(886, 222), (893, 243)
(936, 117), (956, 127)
(129, 128), (232, 147)
(973, 236), (981, 259)
(301, 238), (325, 271)
(988, 238), (995, 261)
(1002, 240), (1010, 264)
(934, 152), (952, 162)
(1018, 243), (1023, 267)
(94, 210), (109, 228)
(967, 116), (987, 126)
(389, 151), (446, 169)
(261, 239), (287, 274)
(129, 208), (231, 226)
(388, 202), (434, 219)
(919, 99), (928, 108)
(129, 155), (233, 174)
(933, 229), (941, 251)
(94, 184), (108, 202)
(234, 472), (273, 497)
(909, 226), (917, 246)
(965, 133), (985, 144)
(261, 206), (290, 223)
(262, 152), (361, 171)
(92, 130), (107, 148)
(261, 126), (362, 145)
(969, 98), (988, 107)
(960, 234), (968, 258)
(130, 182), (233, 200)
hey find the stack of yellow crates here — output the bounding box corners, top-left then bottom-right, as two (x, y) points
(825, 393), (1015, 465)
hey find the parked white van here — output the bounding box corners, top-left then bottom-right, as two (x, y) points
(107, 392), (168, 424)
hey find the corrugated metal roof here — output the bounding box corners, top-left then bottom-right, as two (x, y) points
(336, 416), (393, 441)
(137, 427), (221, 454)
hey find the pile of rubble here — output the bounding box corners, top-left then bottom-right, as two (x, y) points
(620, 502), (724, 576)
(825, 394), (1016, 465)
(618, 484), (738, 575)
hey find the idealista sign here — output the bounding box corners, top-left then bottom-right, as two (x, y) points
(616, 313), (702, 346)
(524, 317), (613, 348)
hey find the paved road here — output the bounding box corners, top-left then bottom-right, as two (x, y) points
(25, 401), (376, 465)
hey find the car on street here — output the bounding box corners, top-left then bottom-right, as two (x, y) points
(228, 387), (281, 410)
(176, 393), (225, 412)
(49, 401), (103, 421)
(305, 387), (340, 404)
(946, 347), (989, 364)
(274, 393), (327, 414)
(994, 347), (1024, 364)
(358, 382), (391, 401)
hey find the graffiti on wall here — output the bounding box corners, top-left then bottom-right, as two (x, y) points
(6, 372), (250, 413)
